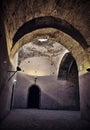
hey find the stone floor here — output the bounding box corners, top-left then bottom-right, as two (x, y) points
(0, 109), (90, 130)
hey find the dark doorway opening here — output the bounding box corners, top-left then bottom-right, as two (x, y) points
(27, 84), (40, 108)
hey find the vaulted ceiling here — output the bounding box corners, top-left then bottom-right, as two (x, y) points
(17, 39), (68, 76)
(0, 0), (90, 74)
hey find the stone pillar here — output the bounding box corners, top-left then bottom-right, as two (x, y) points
(79, 72), (90, 121)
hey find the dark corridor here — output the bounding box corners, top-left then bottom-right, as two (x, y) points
(27, 84), (40, 108)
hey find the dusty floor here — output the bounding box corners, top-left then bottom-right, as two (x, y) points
(0, 109), (90, 130)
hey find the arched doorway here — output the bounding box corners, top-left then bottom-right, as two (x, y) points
(27, 84), (40, 108)
(58, 52), (79, 84)
(58, 52), (80, 110)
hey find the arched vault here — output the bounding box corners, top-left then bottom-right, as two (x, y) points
(9, 16), (90, 75)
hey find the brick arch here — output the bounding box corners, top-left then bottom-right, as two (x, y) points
(13, 16), (88, 49)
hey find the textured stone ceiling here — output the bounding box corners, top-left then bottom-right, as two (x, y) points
(18, 39), (67, 65)
(0, 0), (90, 74)
(17, 40), (68, 76)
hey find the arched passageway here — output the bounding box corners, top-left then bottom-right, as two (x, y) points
(58, 52), (78, 83)
(10, 16), (90, 75)
(58, 52), (80, 109)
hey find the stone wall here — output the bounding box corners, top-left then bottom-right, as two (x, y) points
(79, 72), (90, 121)
(13, 73), (80, 110)
(0, 14), (13, 121)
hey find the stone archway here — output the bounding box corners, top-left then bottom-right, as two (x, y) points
(10, 16), (90, 75)
(13, 16), (88, 49)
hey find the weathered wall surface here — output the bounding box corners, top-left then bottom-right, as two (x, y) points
(13, 73), (79, 110)
(79, 72), (90, 121)
(0, 15), (13, 121)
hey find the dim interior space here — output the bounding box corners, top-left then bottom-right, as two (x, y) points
(0, 0), (90, 130)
